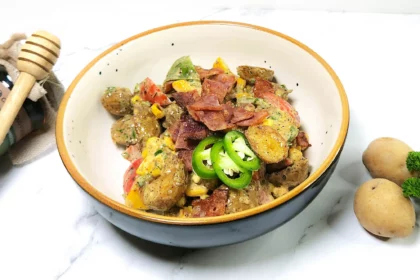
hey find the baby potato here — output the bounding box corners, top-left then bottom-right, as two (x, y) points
(362, 137), (415, 186)
(354, 178), (415, 238)
(245, 125), (289, 164)
(101, 87), (133, 116)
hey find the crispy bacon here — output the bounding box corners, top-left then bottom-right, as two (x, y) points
(202, 79), (231, 103)
(172, 91), (199, 110)
(177, 150), (193, 171)
(175, 137), (199, 150)
(231, 107), (254, 124)
(296, 131), (311, 150)
(178, 115), (209, 140)
(168, 119), (181, 142)
(188, 95), (223, 111)
(253, 77), (275, 96)
(195, 66), (224, 80)
(191, 187), (228, 217)
(211, 73), (236, 93)
(195, 110), (234, 131)
(236, 111), (269, 126)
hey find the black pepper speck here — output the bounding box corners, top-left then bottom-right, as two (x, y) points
(79, 141), (82, 144)
(171, 43), (174, 46)
(116, 69), (118, 72)
(269, 66), (272, 68)
(296, 83), (299, 86)
(326, 131), (328, 134)
(321, 142), (323, 145)
(264, 60), (266, 63)
(99, 71), (102, 75)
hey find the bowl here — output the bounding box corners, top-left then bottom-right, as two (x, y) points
(56, 21), (349, 248)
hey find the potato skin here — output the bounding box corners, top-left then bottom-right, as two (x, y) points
(142, 152), (188, 211)
(354, 178), (415, 238)
(245, 125), (289, 164)
(101, 87), (133, 116)
(268, 157), (309, 189)
(111, 114), (161, 147)
(362, 137), (415, 186)
(237, 65), (274, 82)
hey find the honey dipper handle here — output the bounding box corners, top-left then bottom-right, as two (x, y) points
(0, 30), (60, 144)
(0, 73), (36, 143)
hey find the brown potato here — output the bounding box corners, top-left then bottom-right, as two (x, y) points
(354, 178), (415, 238)
(101, 87), (133, 116)
(162, 103), (183, 129)
(362, 137), (415, 186)
(142, 152), (188, 211)
(111, 114), (161, 147)
(237, 65), (274, 83)
(245, 125), (289, 164)
(268, 157), (309, 189)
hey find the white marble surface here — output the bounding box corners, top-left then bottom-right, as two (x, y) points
(1, 5), (420, 280)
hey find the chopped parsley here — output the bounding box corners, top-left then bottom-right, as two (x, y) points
(154, 149), (163, 156)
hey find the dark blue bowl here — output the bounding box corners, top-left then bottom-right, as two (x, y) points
(56, 21), (350, 248)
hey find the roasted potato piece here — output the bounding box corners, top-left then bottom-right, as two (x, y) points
(111, 114), (161, 147)
(226, 185), (259, 214)
(237, 65), (274, 83)
(272, 83), (292, 100)
(101, 87), (133, 116)
(245, 125), (289, 164)
(142, 152), (188, 211)
(354, 178), (415, 238)
(162, 103), (184, 129)
(268, 157), (309, 189)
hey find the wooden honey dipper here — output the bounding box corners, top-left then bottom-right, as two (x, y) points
(0, 30), (61, 144)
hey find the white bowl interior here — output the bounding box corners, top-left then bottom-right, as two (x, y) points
(63, 23), (343, 203)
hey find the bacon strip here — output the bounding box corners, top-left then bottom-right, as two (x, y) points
(172, 91), (199, 110)
(195, 66), (224, 80)
(296, 131), (311, 150)
(192, 187), (228, 217)
(236, 111), (269, 126)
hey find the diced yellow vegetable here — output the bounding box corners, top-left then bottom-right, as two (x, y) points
(142, 149), (148, 158)
(262, 118), (273, 127)
(236, 77), (246, 92)
(213, 57), (232, 74)
(186, 183), (208, 197)
(164, 137), (175, 150)
(146, 137), (158, 148)
(131, 95), (141, 104)
(176, 196), (186, 207)
(125, 188), (148, 210)
(151, 167), (161, 177)
(191, 173), (201, 184)
(236, 92), (252, 99)
(289, 147), (303, 162)
(172, 80), (195, 92)
(151, 103), (165, 119)
(200, 194), (209, 200)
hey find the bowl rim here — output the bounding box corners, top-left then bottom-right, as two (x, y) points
(56, 20), (350, 226)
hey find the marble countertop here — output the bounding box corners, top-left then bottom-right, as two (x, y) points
(1, 5), (420, 280)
